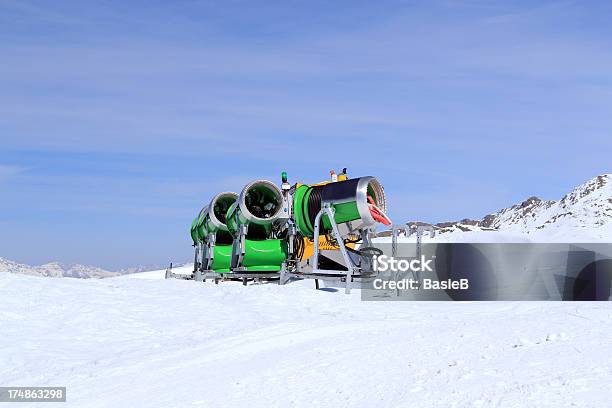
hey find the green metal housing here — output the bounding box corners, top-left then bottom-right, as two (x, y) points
(190, 216), (200, 244)
(211, 239), (288, 273)
(293, 184), (362, 238)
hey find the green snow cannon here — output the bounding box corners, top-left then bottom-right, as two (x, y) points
(226, 180), (285, 239)
(196, 192), (238, 241)
(206, 245), (233, 272)
(230, 239), (288, 272)
(190, 213), (202, 244)
(190, 192), (238, 272)
(225, 180), (288, 272)
(293, 176), (387, 238)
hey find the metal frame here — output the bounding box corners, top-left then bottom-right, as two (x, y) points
(165, 263), (193, 280)
(218, 192), (294, 282)
(281, 203), (377, 294)
(389, 224), (435, 296)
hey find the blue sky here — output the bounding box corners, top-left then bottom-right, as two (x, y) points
(1, 1), (611, 270)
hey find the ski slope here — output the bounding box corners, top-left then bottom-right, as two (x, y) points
(1, 269), (611, 407)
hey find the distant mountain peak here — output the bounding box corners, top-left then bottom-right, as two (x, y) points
(0, 258), (119, 279)
(479, 174), (612, 238)
(519, 196), (542, 208)
(409, 174), (612, 241)
(559, 174), (610, 207)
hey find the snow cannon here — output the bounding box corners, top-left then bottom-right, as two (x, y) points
(198, 192), (238, 238)
(293, 176), (388, 238)
(226, 180), (285, 239)
(226, 180), (288, 272)
(190, 212), (203, 244)
(191, 192), (238, 275)
(180, 169), (391, 293)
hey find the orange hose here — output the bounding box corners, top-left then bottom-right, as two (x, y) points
(367, 196), (392, 226)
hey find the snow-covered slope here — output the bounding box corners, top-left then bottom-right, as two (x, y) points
(1, 272), (610, 407)
(118, 264), (171, 275)
(0, 257), (119, 279)
(483, 174), (612, 241)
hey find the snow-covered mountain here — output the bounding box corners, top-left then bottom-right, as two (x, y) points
(427, 174), (612, 241)
(481, 174), (612, 240)
(0, 257), (119, 279)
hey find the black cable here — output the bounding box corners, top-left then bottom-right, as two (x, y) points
(306, 186), (323, 230)
(357, 246), (384, 257)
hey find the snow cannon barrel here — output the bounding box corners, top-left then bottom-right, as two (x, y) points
(191, 206), (208, 243)
(204, 192), (238, 233)
(226, 180), (284, 238)
(193, 192), (238, 242)
(190, 215), (202, 244)
(293, 176), (388, 238)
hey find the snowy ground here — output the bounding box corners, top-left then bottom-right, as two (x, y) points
(1, 268), (611, 407)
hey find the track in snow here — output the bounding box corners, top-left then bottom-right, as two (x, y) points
(1, 269), (611, 407)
